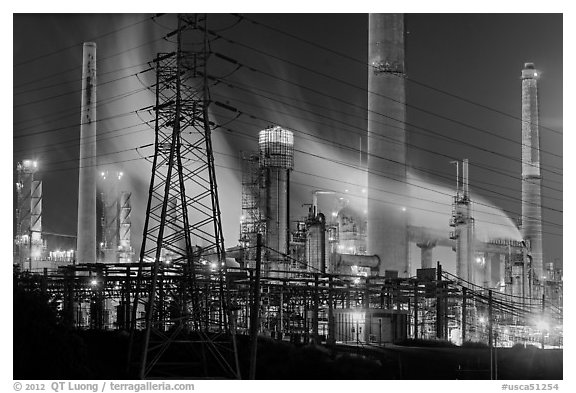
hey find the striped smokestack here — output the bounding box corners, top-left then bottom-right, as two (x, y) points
(367, 14), (408, 276)
(77, 42), (97, 264)
(521, 62), (544, 282)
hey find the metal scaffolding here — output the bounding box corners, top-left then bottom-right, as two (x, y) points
(240, 152), (265, 265)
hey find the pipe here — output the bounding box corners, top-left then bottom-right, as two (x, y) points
(335, 253), (380, 268)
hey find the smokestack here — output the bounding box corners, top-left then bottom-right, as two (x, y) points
(259, 125), (294, 275)
(77, 42), (97, 264)
(521, 62), (544, 282)
(366, 14), (408, 276)
(463, 158), (469, 200)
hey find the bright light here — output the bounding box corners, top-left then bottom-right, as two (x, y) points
(476, 257), (482, 263)
(331, 211), (338, 217)
(101, 172), (105, 177)
(401, 207), (406, 212)
(33, 161), (37, 168)
(91, 280), (98, 286)
(210, 262), (218, 270)
(479, 316), (487, 324)
(536, 318), (549, 331)
(240, 215), (246, 221)
(351, 311), (365, 323)
(344, 189), (349, 193)
(361, 188), (366, 193)
(534, 72), (538, 77)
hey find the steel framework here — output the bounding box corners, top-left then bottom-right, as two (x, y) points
(129, 14), (239, 379)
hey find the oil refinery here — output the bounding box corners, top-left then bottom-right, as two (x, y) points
(13, 13), (562, 380)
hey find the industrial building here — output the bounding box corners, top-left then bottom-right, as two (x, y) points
(13, 14), (562, 380)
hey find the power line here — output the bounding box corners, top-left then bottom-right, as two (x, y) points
(23, 123), (561, 235)
(14, 111), (142, 140)
(210, 95), (564, 218)
(214, 76), (563, 204)
(14, 60), (153, 100)
(13, 67), (153, 111)
(211, 77), (564, 192)
(14, 14), (163, 68)
(209, 30), (563, 165)
(208, 51), (563, 179)
(13, 29), (168, 90)
(235, 13), (563, 137)
(210, 123), (563, 232)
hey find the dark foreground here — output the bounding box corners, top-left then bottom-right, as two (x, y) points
(14, 289), (562, 380)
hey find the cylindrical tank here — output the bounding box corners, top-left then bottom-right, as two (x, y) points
(77, 42), (97, 264)
(366, 14), (408, 277)
(259, 126), (294, 272)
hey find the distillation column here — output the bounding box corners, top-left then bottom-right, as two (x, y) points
(259, 126), (294, 276)
(77, 42), (97, 264)
(367, 14), (408, 276)
(521, 63), (544, 283)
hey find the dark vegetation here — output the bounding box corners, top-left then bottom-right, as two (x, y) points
(14, 287), (562, 380)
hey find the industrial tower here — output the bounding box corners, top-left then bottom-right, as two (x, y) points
(77, 42), (97, 265)
(130, 14), (239, 379)
(15, 160), (43, 270)
(259, 125), (294, 275)
(366, 14), (408, 276)
(521, 63), (544, 284)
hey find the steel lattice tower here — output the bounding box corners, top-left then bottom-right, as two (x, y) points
(130, 14), (239, 379)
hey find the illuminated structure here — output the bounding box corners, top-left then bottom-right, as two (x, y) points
(259, 125), (294, 275)
(239, 152), (264, 265)
(118, 191), (133, 263)
(521, 63), (544, 283)
(366, 14), (409, 277)
(97, 170), (132, 263)
(14, 159), (43, 269)
(449, 159), (476, 284)
(77, 42), (97, 264)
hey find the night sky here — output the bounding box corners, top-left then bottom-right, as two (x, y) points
(12, 13), (563, 267)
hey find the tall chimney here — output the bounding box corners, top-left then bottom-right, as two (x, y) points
(521, 62), (544, 282)
(366, 14), (408, 276)
(77, 42), (97, 264)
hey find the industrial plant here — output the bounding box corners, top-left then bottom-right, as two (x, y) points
(13, 14), (562, 380)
